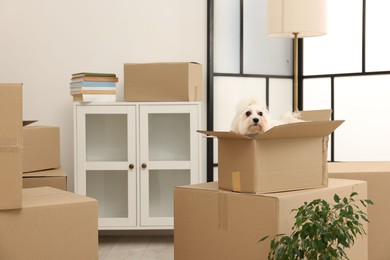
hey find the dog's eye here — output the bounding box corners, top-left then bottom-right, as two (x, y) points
(258, 112), (263, 117)
(245, 111), (252, 117)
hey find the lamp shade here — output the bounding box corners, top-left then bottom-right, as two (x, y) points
(267, 0), (327, 38)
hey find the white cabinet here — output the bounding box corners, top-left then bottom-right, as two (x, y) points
(73, 102), (201, 230)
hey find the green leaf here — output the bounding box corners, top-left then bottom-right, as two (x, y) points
(258, 236), (269, 242)
(361, 214), (369, 223)
(334, 194), (340, 203)
(350, 192), (358, 198)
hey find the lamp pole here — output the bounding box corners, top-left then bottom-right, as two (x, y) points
(293, 32), (299, 112)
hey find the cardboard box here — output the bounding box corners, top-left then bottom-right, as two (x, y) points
(0, 83), (23, 210)
(23, 125), (60, 172)
(199, 110), (344, 193)
(0, 187), (98, 259)
(328, 162), (390, 260)
(124, 62), (202, 101)
(174, 179), (368, 260)
(23, 167), (67, 190)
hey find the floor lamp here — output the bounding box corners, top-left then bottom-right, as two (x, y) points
(267, 0), (327, 112)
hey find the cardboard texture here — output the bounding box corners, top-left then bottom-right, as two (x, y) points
(199, 110), (344, 193)
(0, 187), (98, 260)
(23, 167), (67, 190)
(124, 62), (202, 101)
(174, 179), (368, 260)
(23, 125), (60, 172)
(0, 83), (23, 210)
(328, 162), (390, 260)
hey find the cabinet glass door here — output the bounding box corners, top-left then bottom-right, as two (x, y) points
(75, 105), (136, 228)
(139, 105), (199, 226)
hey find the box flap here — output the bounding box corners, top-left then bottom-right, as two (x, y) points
(197, 130), (251, 140)
(299, 109), (332, 121)
(198, 120), (344, 140)
(176, 182), (220, 191)
(22, 167), (66, 177)
(258, 120), (344, 140)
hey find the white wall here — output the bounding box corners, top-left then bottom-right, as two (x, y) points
(0, 0), (207, 191)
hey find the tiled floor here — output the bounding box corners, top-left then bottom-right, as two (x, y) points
(99, 236), (174, 260)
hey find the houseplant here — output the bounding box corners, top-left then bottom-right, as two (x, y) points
(259, 192), (373, 260)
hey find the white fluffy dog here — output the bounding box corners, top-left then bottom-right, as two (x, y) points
(230, 98), (303, 137)
(230, 99), (271, 137)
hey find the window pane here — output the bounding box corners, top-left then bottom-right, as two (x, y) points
(214, 0), (240, 73)
(87, 170), (128, 218)
(303, 78), (333, 160)
(268, 78), (293, 118)
(303, 78), (332, 110)
(304, 0), (362, 75)
(334, 75), (390, 161)
(148, 113), (190, 161)
(366, 0), (390, 71)
(149, 170), (190, 217)
(243, 0), (292, 75)
(214, 76), (267, 131)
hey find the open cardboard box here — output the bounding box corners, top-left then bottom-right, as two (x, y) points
(199, 110), (344, 193)
(174, 179), (368, 260)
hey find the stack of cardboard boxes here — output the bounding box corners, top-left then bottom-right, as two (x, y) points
(22, 121), (67, 190)
(174, 110), (369, 259)
(0, 84), (98, 259)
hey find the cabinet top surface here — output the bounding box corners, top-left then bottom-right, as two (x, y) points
(73, 101), (202, 106)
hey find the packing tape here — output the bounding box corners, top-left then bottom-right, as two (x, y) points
(194, 85), (198, 100)
(0, 137), (22, 148)
(232, 171), (241, 192)
(0, 146), (21, 153)
(217, 193), (228, 230)
(322, 136), (329, 185)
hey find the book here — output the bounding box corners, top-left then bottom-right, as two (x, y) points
(71, 76), (118, 83)
(72, 94), (116, 102)
(70, 89), (116, 95)
(70, 86), (116, 91)
(70, 81), (117, 88)
(71, 72), (116, 78)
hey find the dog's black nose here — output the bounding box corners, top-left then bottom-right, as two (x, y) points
(253, 118), (259, 124)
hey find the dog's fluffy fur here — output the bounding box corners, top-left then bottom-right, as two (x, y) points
(230, 98), (304, 137)
(230, 99), (271, 137)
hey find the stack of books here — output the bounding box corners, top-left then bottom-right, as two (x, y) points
(70, 72), (118, 102)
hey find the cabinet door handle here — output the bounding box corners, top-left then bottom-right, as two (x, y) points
(129, 164), (134, 169)
(141, 163), (147, 169)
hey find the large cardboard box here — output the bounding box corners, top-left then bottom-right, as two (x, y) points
(23, 167), (67, 190)
(199, 110), (344, 193)
(174, 179), (368, 260)
(0, 83), (23, 210)
(124, 62), (202, 101)
(0, 187), (98, 259)
(328, 162), (390, 260)
(23, 125), (60, 172)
